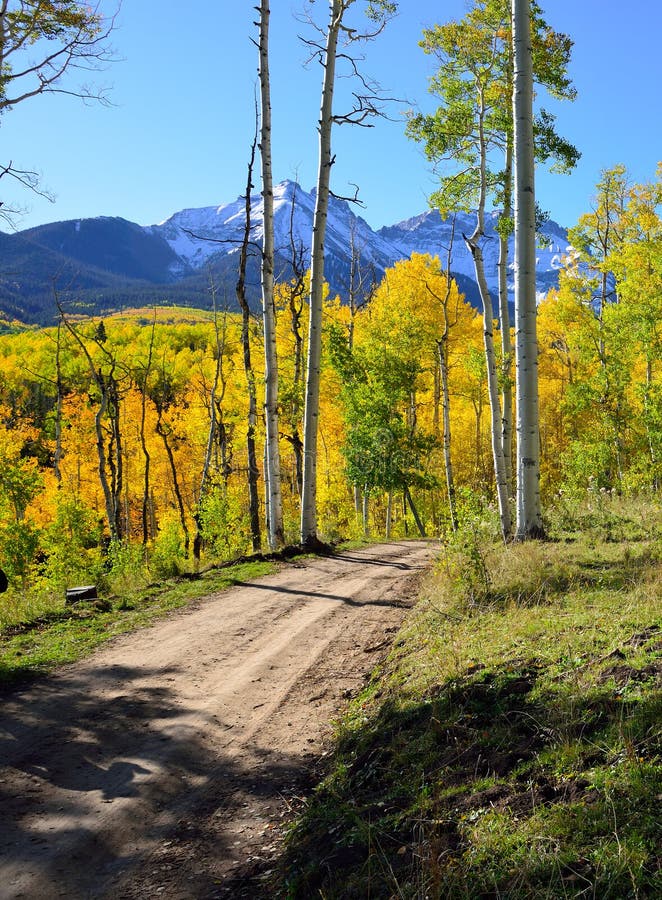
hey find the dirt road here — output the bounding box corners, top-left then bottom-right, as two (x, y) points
(0, 540), (436, 899)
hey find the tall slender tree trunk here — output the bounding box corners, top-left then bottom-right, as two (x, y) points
(285, 184), (306, 498)
(439, 219), (458, 532)
(107, 372), (123, 539)
(437, 338), (457, 532)
(54, 316), (64, 486)
(512, 0), (544, 539)
(236, 120), (262, 553)
(156, 415), (190, 557)
(362, 490), (370, 539)
(300, 0), (343, 546)
(385, 491), (393, 539)
(60, 310), (123, 542)
(94, 386), (119, 542)
(258, 0), (284, 549)
(194, 303), (227, 562)
(644, 357), (658, 490)
(465, 83), (511, 541)
(263, 442), (271, 539)
(139, 316), (156, 545)
(404, 486), (426, 537)
(498, 141), (514, 498)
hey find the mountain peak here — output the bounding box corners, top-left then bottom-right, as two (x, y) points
(0, 185), (570, 325)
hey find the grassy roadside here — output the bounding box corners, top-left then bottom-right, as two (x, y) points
(0, 558), (275, 687)
(281, 503), (661, 898)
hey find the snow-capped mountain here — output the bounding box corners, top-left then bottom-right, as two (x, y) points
(379, 208), (570, 304)
(147, 180), (570, 305)
(149, 180), (404, 288)
(0, 180), (571, 325)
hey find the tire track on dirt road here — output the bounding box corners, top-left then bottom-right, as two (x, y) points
(0, 539), (437, 899)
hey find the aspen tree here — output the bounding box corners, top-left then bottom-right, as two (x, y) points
(59, 311), (125, 542)
(431, 221), (459, 532)
(512, 0), (544, 538)
(258, 0), (285, 549)
(408, 0), (577, 539)
(236, 111), (262, 552)
(497, 142), (514, 498)
(194, 296), (228, 562)
(138, 314), (156, 545)
(300, 0), (395, 546)
(408, 8), (512, 539)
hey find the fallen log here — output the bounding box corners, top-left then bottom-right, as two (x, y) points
(65, 585), (98, 604)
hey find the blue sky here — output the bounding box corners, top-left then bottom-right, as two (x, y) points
(2, 0), (661, 233)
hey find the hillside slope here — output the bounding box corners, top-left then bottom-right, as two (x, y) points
(0, 181), (570, 325)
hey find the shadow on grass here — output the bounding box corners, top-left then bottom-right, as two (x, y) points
(282, 639), (661, 899)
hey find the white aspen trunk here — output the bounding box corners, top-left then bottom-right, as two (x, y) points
(300, 0), (343, 546)
(353, 483), (361, 514)
(60, 313), (120, 541)
(54, 318), (63, 485)
(259, 0), (285, 549)
(140, 318), (156, 545)
(195, 306), (226, 561)
(498, 141), (514, 499)
(385, 491), (393, 539)
(512, 0), (544, 539)
(263, 441), (271, 542)
(466, 84), (511, 541)
(439, 222), (457, 532)
(236, 128), (263, 552)
(437, 337), (457, 532)
(94, 388), (119, 542)
(199, 311), (223, 506)
(362, 489), (370, 539)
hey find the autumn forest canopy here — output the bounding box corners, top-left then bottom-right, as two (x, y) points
(0, 0), (661, 601)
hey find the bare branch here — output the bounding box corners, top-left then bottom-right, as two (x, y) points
(180, 227), (262, 257)
(329, 183), (365, 207)
(1, 3), (120, 110)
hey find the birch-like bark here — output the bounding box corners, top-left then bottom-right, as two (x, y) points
(153, 356), (190, 556)
(94, 386), (118, 540)
(385, 491), (393, 539)
(236, 121), (262, 552)
(194, 302), (227, 562)
(437, 337), (456, 532)
(440, 219), (458, 531)
(107, 371), (123, 539)
(300, 0), (343, 545)
(644, 357), (658, 490)
(53, 316), (63, 485)
(139, 315), (156, 545)
(498, 141), (514, 498)
(465, 82), (512, 540)
(512, 0), (544, 538)
(60, 314), (122, 541)
(156, 415), (190, 556)
(362, 490), (370, 539)
(258, 0), (284, 549)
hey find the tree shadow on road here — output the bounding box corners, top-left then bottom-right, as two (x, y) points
(231, 581), (414, 608)
(0, 662), (321, 899)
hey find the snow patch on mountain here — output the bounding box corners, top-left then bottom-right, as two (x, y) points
(147, 180), (570, 305)
(380, 208), (572, 304)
